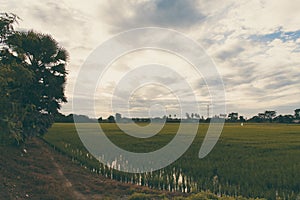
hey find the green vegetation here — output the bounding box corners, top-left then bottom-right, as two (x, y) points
(44, 123), (300, 199)
(0, 13), (68, 144)
(127, 191), (263, 200)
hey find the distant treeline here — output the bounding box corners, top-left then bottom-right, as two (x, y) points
(227, 109), (300, 123)
(55, 109), (300, 124)
(54, 113), (97, 123)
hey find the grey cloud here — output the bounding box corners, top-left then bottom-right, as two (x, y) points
(264, 77), (298, 90)
(224, 64), (300, 111)
(222, 66), (256, 87)
(102, 0), (206, 32)
(216, 46), (245, 61)
(254, 64), (300, 91)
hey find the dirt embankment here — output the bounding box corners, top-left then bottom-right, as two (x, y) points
(0, 138), (181, 200)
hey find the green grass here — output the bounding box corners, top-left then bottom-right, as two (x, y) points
(44, 123), (300, 199)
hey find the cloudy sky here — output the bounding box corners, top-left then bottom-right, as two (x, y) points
(2, 0), (300, 118)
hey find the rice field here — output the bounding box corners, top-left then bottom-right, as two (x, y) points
(44, 123), (300, 199)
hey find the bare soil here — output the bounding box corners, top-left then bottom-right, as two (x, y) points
(0, 138), (184, 200)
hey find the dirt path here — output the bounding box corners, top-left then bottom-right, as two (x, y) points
(50, 156), (87, 200)
(44, 146), (87, 200)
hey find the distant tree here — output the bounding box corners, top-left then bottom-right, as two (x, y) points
(186, 113), (191, 119)
(54, 113), (93, 123)
(228, 112), (238, 121)
(191, 113), (194, 118)
(54, 112), (68, 122)
(239, 116), (246, 122)
(205, 117), (211, 123)
(258, 113), (265, 120)
(107, 115), (115, 123)
(72, 114), (95, 123)
(264, 111), (276, 122)
(194, 113), (200, 118)
(115, 113), (122, 122)
(248, 115), (263, 123)
(295, 109), (300, 119)
(273, 115), (294, 123)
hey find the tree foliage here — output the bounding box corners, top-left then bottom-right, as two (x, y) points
(0, 13), (18, 42)
(0, 13), (68, 144)
(228, 112), (238, 121)
(264, 110), (276, 122)
(295, 109), (300, 119)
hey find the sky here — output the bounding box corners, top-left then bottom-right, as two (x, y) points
(1, 0), (300, 119)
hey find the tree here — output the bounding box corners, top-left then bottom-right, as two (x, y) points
(108, 115), (115, 123)
(0, 13), (19, 42)
(97, 117), (103, 122)
(273, 115), (294, 123)
(115, 113), (122, 122)
(186, 113), (191, 119)
(264, 110), (276, 122)
(0, 13), (27, 143)
(228, 112), (238, 121)
(0, 13), (68, 144)
(258, 113), (265, 120)
(191, 113), (194, 118)
(295, 109), (300, 119)
(239, 116), (246, 122)
(248, 115), (263, 123)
